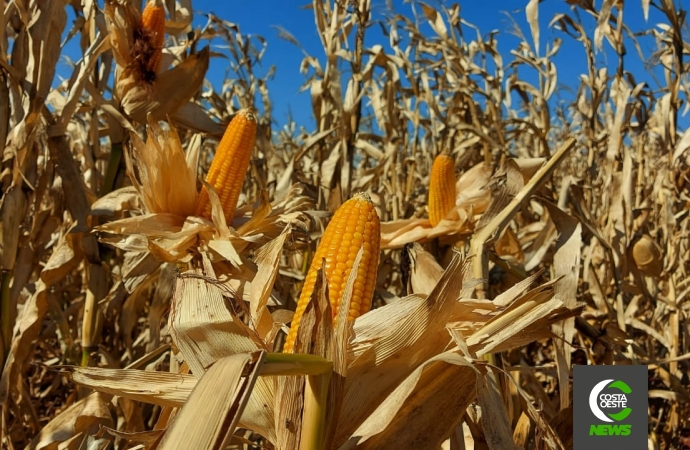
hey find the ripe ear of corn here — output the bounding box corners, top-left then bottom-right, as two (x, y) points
(140, 0), (166, 76)
(428, 153), (456, 226)
(195, 109), (258, 223)
(283, 193), (381, 353)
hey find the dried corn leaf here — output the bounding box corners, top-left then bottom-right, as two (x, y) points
(158, 351), (265, 450)
(91, 186), (141, 218)
(0, 183), (25, 270)
(250, 226), (290, 342)
(40, 229), (83, 285)
(466, 278), (583, 356)
(0, 281), (47, 405)
(380, 215), (473, 249)
(27, 392), (113, 450)
(96, 427), (164, 446)
(543, 200), (581, 409)
(477, 373), (522, 450)
(67, 366), (197, 408)
(172, 102), (225, 136)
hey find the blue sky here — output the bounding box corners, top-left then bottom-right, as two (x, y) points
(58, 1), (685, 133)
(192, 0), (683, 131)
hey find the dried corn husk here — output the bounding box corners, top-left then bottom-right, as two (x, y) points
(105, 0), (209, 122)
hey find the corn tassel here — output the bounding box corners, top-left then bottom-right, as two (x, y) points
(195, 109), (257, 222)
(283, 193), (381, 353)
(141, 0), (166, 76)
(428, 153), (456, 226)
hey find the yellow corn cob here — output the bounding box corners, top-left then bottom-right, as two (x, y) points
(428, 153), (456, 226)
(283, 193), (381, 353)
(195, 109), (257, 222)
(141, 0), (166, 75)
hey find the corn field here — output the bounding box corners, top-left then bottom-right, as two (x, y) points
(0, 0), (689, 448)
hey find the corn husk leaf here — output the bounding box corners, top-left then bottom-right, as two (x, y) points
(126, 118), (199, 216)
(168, 270), (276, 442)
(406, 242), (445, 295)
(339, 351), (479, 449)
(380, 162), (492, 249)
(90, 186), (141, 218)
(105, 0), (211, 123)
(335, 251), (583, 445)
(273, 262), (329, 450)
(168, 272), (265, 376)
(121, 48), (210, 122)
(337, 255), (480, 442)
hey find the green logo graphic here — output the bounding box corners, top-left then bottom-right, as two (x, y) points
(589, 379), (632, 422)
(588, 379), (633, 436)
(574, 365), (647, 448)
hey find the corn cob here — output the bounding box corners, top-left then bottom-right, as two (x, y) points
(283, 193), (381, 353)
(428, 153), (456, 226)
(140, 0), (166, 76)
(195, 110), (257, 222)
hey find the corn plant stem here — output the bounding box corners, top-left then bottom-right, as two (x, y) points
(46, 134), (102, 368)
(470, 138), (576, 378)
(80, 349), (90, 367)
(81, 262), (106, 367)
(80, 281), (97, 368)
(260, 353), (333, 450)
(261, 352), (333, 377)
(1, 271), (10, 364)
(99, 142), (123, 197)
(80, 291), (93, 367)
(483, 141), (492, 167)
(300, 371), (332, 450)
(0, 71), (9, 149)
